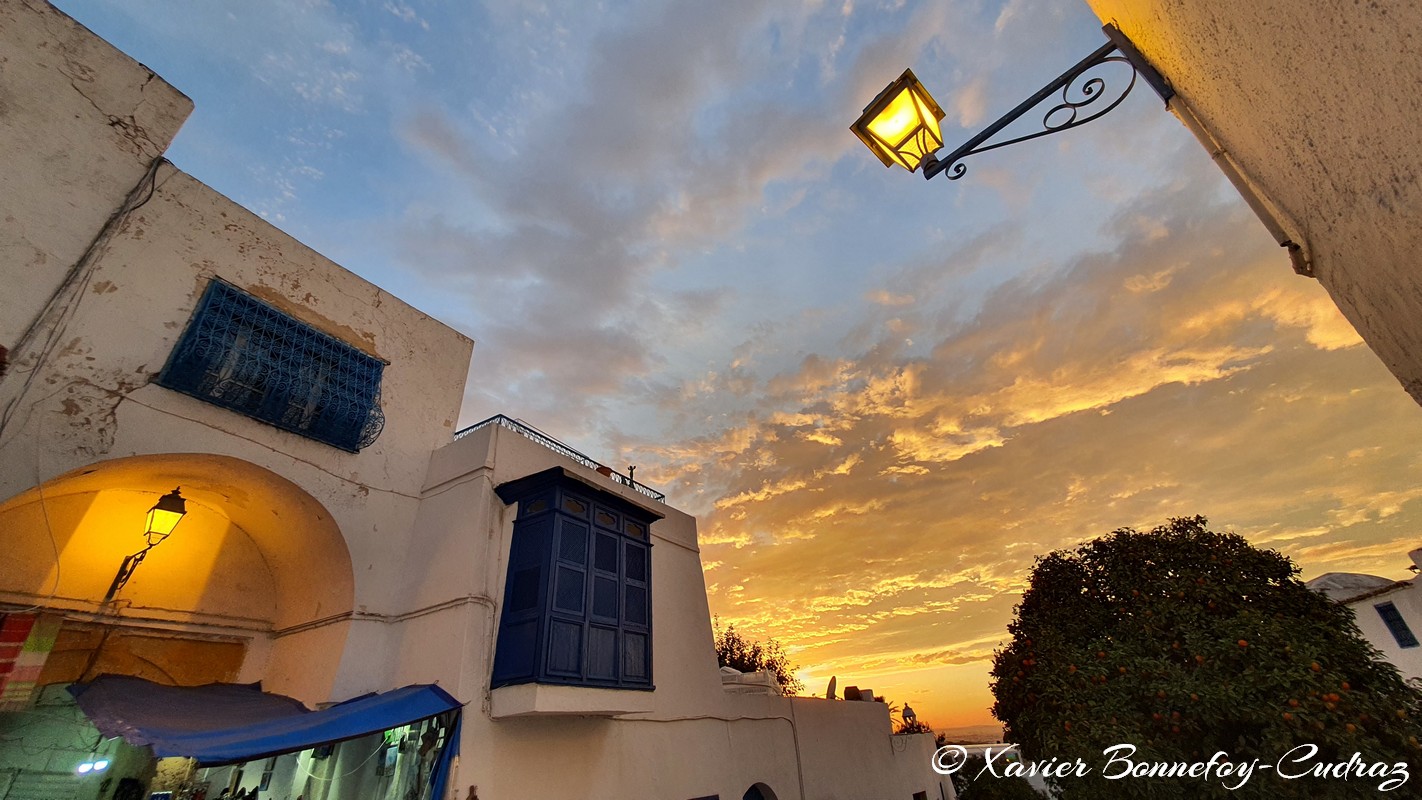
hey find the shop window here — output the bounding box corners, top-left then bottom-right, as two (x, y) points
(158, 280), (385, 452)
(491, 469), (659, 690)
(1376, 602), (1420, 649)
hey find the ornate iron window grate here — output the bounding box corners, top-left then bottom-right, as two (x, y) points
(158, 280), (385, 452)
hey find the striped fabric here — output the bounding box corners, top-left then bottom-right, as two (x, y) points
(0, 613), (61, 710)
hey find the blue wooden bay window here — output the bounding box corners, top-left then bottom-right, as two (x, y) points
(491, 468), (660, 690)
(157, 280), (385, 452)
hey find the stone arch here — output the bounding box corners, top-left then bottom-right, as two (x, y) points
(0, 452), (354, 694)
(743, 782), (778, 800)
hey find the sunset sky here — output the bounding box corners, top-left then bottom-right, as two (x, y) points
(57, 0), (1422, 730)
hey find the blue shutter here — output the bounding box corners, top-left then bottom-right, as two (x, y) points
(1376, 602), (1420, 649)
(492, 469), (659, 690)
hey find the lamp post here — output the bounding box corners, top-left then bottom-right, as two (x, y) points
(102, 487), (187, 604)
(851, 24), (1173, 181)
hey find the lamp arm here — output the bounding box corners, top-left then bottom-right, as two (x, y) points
(923, 25), (1173, 181)
(101, 545), (155, 605)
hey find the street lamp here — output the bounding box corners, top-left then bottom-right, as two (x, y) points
(852, 24), (1173, 181)
(103, 488), (187, 604)
(850, 68), (946, 173)
(143, 487), (187, 546)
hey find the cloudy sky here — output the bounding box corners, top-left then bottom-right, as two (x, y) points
(57, 0), (1422, 729)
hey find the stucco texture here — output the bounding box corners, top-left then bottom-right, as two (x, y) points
(0, 0), (191, 348)
(1087, 0), (1422, 402)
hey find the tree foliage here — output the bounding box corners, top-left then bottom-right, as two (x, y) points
(991, 517), (1422, 799)
(888, 704), (947, 746)
(894, 718), (936, 736)
(714, 618), (804, 695)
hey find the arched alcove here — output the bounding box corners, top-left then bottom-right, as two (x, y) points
(0, 453), (354, 692)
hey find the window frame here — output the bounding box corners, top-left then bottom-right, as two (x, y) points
(156, 280), (386, 452)
(491, 469), (660, 691)
(1375, 601), (1420, 649)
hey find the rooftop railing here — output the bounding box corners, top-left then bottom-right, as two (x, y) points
(454, 414), (666, 502)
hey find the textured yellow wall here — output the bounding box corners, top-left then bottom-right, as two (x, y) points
(1088, 0), (1422, 403)
(39, 623), (246, 686)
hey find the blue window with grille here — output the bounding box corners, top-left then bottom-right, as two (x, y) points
(1375, 602), (1419, 649)
(157, 280), (385, 452)
(491, 468), (658, 690)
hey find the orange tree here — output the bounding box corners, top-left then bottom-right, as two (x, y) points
(991, 517), (1422, 799)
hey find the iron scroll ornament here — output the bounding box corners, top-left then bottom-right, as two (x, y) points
(921, 27), (1174, 181)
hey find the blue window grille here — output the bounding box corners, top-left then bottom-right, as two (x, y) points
(1375, 602), (1420, 649)
(491, 468), (659, 690)
(157, 280), (385, 452)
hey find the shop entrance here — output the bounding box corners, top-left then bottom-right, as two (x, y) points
(0, 453), (357, 800)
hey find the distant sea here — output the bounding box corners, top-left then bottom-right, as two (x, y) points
(936, 724), (1006, 744)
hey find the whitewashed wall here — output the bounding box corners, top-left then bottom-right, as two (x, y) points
(0, 0), (473, 705)
(0, 0), (192, 350)
(407, 424), (955, 800)
(1087, 0), (1422, 404)
(1, 4), (956, 798)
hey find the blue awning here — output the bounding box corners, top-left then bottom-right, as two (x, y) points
(69, 676), (462, 766)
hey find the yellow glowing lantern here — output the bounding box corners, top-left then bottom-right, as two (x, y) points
(144, 487), (187, 546)
(850, 69), (946, 173)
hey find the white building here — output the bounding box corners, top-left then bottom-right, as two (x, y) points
(0, 3), (952, 799)
(1307, 550), (1422, 684)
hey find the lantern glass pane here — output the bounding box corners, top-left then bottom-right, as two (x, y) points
(146, 507), (184, 537)
(913, 93), (944, 151)
(895, 133), (931, 172)
(866, 87), (923, 156)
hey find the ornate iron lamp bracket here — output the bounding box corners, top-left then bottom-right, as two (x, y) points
(922, 24), (1173, 181)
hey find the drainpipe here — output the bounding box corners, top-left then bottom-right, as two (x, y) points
(1167, 97), (1314, 277)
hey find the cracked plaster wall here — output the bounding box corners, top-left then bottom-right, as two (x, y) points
(1088, 0), (1422, 404)
(0, 0), (192, 349)
(0, 159), (475, 699)
(0, 160), (475, 629)
(0, 0), (475, 701)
